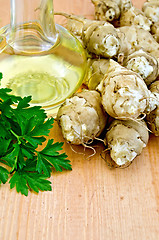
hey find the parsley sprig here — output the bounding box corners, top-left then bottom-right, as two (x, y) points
(0, 88), (72, 196)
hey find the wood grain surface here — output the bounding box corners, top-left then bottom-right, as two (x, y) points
(0, 0), (159, 240)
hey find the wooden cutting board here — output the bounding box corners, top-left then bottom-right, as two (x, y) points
(0, 0), (159, 239)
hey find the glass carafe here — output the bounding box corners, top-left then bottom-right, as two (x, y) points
(0, 0), (87, 116)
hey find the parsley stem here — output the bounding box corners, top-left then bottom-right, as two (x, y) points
(10, 156), (18, 174)
(10, 129), (21, 144)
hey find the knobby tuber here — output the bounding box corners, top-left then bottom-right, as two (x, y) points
(105, 119), (149, 166)
(57, 90), (107, 145)
(146, 80), (159, 136)
(55, 12), (120, 58)
(84, 58), (110, 90)
(119, 6), (152, 31)
(64, 16), (85, 44)
(97, 59), (150, 119)
(151, 22), (159, 43)
(142, 0), (159, 47)
(142, 0), (159, 24)
(91, 0), (132, 22)
(91, 0), (121, 22)
(123, 49), (158, 85)
(117, 25), (159, 59)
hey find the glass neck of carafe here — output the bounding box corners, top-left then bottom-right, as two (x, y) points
(8, 0), (58, 54)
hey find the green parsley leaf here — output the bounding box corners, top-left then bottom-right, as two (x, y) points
(0, 88), (21, 103)
(9, 169), (52, 196)
(13, 98), (47, 135)
(0, 139), (11, 156)
(0, 122), (11, 138)
(36, 139), (72, 175)
(0, 87), (72, 196)
(24, 135), (46, 148)
(36, 153), (52, 177)
(9, 171), (29, 196)
(28, 118), (54, 137)
(0, 166), (9, 184)
(2, 143), (20, 171)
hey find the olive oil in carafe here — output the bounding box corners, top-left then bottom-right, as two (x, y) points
(0, 0), (87, 116)
(0, 27), (87, 109)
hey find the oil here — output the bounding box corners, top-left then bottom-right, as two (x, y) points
(0, 24), (87, 116)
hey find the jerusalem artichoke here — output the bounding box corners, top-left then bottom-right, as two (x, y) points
(98, 59), (150, 119)
(119, 6), (152, 31)
(55, 12), (120, 58)
(105, 119), (149, 166)
(57, 90), (107, 145)
(151, 22), (159, 43)
(85, 58), (110, 90)
(123, 49), (158, 85)
(146, 80), (159, 136)
(91, 0), (132, 22)
(117, 25), (159, 60)
(142, 0), (159, 24)
(91, 0), (121, 22)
